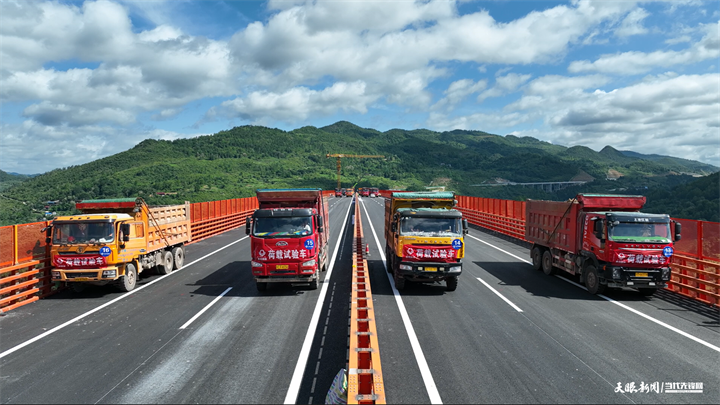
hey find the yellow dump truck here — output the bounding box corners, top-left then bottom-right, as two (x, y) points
(385, 192), (468, 291)
(47, 198), (191, 292)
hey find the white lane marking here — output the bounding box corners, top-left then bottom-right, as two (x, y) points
(466, 234), (530, 264)
(475, 278), (523, 312)
(283, 197), (354, 404)
(360, 200), (443, 404)
(0, 236), (248, 360)
(467, 233), (720, 353)
(179, 287), (233, 329)
(555, 276), (720, 353)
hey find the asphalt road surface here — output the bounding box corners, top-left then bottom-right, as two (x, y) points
(1, 196), (718, 404)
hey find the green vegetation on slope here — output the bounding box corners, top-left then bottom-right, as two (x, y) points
(1, 122), (717, 225)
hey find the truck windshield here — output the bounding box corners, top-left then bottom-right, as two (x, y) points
(400, 217), (462, 236)
(608, 222), (671, 243)
(53, 222), (115, 244)
(253, 216), (313, 237)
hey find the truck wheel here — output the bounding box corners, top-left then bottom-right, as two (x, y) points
(157, 250), (174, 275)
(585, 265), (605, 295)
(531, 247), (542, 271)
(394, 270), (406, 290)
(542, 250), (555, 276)
(309, 275), (319, 290)
(172, 246), (185, 270)
(256, 282), (267, 292)
(118, 263), (137, 292)
(638, 288), (656, 297)
(446, 276), (458, 292)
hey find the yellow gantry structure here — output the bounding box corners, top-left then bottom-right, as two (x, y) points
(326, 154), (384, 190)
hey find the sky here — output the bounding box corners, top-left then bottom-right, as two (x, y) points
(1, 0), (718, 175)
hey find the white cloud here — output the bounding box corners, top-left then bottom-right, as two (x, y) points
(2, 0), (718, 173)
(476, 72), (532, 102)
(0, 120), (196, 173)
(569, 21), (719, 74)
(614, 7), (649, 37)
(432, 79), (487, 111)
(209, 81), (375, 125)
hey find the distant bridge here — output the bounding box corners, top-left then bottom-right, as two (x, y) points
(470, 180), (588, 192)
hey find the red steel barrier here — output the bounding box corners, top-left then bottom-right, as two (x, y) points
(456, 195), (720, 307)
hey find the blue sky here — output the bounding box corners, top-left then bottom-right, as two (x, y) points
(1, 0), (718, 174)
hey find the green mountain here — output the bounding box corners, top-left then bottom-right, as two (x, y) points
(0, 170), (32, 192)
(1, 122), (717, 225)
(643, 172), (720, 222)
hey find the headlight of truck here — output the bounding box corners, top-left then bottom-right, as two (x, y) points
(52, 271), (61, 278)
(102, 270), (116, 278)
(662, 267), (671, 281)
(448, 266), (462, 273)
(251, 261), (263, 268)
(399, 264), (412, 270)
(302, 259), (316, 267)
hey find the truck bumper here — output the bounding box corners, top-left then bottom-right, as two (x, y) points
(604, 265), (670, 289)
(255, 275), (317, 283)
(397, 261), (462, 281)
(52, 266), (120, 282)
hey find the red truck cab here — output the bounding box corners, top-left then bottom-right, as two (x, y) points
(526, 194), (681, 296)
(360, 188), (370, 197)
(246, 189), (329, 291)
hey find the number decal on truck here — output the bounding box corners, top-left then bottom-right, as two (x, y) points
(304, 239), (315, 250)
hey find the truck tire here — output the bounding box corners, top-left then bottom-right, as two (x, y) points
(542, 250), (555, 276)
(118, 263), (137, 292)
(585, 265), (605, 295)
(446, 276), (458, 291)
(531, 247), (542, 271)
(638, 288), (656, 297)
(309, 275), (319, 290)
(172, 246), (184, 270)
(394, 270), (406, 290)
(157, 250), (174, 275)
(256, 282), (267, 292)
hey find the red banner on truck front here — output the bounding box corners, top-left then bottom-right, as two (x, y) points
(615, 250), (670, 265)
(53, 255), (107, 268)
(403, 245), (457, 261)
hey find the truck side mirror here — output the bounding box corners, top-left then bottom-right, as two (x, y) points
(315, 214), (324, 233)
(245, 218), (251, 235)
(462, 219), (469, 234)
(391, 222), (396, 233)
(121, 224), (131, 242)
(42, 226), (52, 244)
(674, 221), (682, 241)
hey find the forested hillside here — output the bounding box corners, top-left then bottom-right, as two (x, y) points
(1, 122), (717, 225)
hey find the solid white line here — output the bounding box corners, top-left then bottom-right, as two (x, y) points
(0, 236), (248, 360)
(475, 277), (523, 312)
(283, 197), (354, 404)
(554, 276), (720, 353)
(360, 200), (443, 404)
(179, 287), (233, 330)
(467, 232), (720, 354)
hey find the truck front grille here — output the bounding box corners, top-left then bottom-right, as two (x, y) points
(66, 272), (99, 279)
